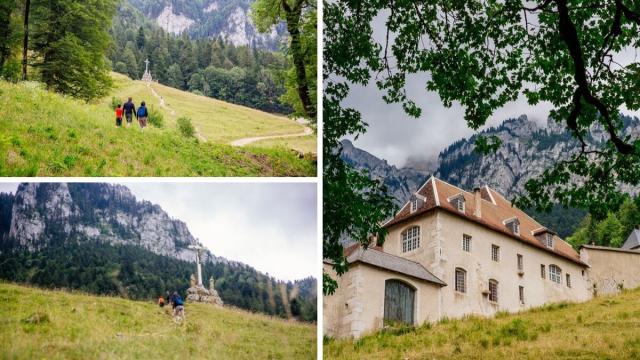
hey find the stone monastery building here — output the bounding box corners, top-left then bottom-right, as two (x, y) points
(324, 177), (640, 339)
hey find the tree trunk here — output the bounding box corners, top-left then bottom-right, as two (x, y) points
(22, 0), (30, 81)
(283, 0), (316, 120)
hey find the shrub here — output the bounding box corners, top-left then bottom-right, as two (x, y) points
(110, 97), (121, 110)
(147, 107), (164, 128)
(177, 116), (195, 138)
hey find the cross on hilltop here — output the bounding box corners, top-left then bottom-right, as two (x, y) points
(141, 58), (152, 84)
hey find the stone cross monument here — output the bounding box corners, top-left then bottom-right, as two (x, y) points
(186, 242), (224, 306)
(141, 58), (152, 84)
(188, 243), (205, 287)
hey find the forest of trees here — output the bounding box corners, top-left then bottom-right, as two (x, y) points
(110, 4), (293, 114)
(0, 241), (317, 322)
(0, 0), (118, 100)
(567, 197), (640, 249)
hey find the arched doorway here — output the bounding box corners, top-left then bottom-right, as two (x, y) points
(384, 279), (415, 325)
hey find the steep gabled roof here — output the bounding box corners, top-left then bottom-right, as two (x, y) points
(385, 177), (587, 267)
(622, 229), (640, 250)
(343, 244), (446, 286)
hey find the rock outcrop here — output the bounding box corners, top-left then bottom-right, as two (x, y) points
(3, 183), (224, 264)
(127, 0), (285, 49)
(341, 114), (640, 205)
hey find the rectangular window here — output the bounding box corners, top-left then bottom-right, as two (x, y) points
(519, 286), (524, 304)
(517, 254), (523, 271)
(549, 265), (562, 284)
(402, 226), (420, 252)
(455, 268), (466, 293)
(491, 244), (500, 262)
(566, 273), (571, 288)
(541, 264), (546, 279)
(462, 234), (472, 252)
(411, 198), (418, 212)
(489, 280), (498, 302)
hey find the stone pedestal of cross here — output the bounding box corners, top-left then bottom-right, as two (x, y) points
(141, 58), (152, 84)
(186, 242), (224, 306)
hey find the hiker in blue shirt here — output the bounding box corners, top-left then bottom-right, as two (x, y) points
(169, 291), (185, 322)
(137, 101), (149, 131)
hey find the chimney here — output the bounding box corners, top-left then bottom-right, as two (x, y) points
(474, 187), (482, 218)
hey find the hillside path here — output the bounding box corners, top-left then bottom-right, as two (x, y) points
(148, 84), (207, 142)
(230, 126), (313, 147)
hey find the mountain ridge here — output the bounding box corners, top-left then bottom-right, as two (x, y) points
(342, 114), (640, 206)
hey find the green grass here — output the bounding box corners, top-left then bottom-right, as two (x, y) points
(0, 282), (316, 359)
(108, 73), (309, 145)
(250, 135), (318, 154)
(0, 80), (315, 176)
(324, 288), (640, 359)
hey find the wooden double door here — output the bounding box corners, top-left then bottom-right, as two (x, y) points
(384, 279), (415, 325)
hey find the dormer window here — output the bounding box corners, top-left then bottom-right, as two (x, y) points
(448, 194), (465, 213)
(533, 229), (556, 249)
(544, 233), (554, 249)
(503, 217), (520, 235)
(409, 195), (423, 213)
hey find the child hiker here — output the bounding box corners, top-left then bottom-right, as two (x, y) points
(115, 104), (124, 127)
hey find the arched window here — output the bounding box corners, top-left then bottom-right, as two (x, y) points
(455, 268), (467, 293)
(401, 226), (420, 253)
(549, 265), (562, 284)
(384, 279), (415, 325)
(488, 279), (498, 302)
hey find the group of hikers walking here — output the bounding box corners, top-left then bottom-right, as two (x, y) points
(114, 97), (149, 130)
(158, 291), (185, 322)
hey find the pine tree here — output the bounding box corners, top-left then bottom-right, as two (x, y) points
(0, 0), (16, 72)
(136, 26), (145, 50)
(29, 0), (118, 100)
(167, 63), (183, 89)
(122, 48), (139, 80)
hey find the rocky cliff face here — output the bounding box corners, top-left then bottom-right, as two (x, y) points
(126, 0), (285, 49)
(340, 139), (429, 206)
(3, 183), (222, 263)
(341, 114), (640, 205)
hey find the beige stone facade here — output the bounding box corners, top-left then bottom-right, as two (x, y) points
(580, 245), (640, 295)
(323, 262), (441, 339)
(384, 210), (591, 320)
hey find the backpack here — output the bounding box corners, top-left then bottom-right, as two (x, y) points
(174, 295), (184, 306)
(137, 106), (148, 118)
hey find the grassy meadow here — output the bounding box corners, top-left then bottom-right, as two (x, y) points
(0, 79), (315, 176)
(250, 135), (318, 154)
(107, 73), (308, 144)
(0, 282), (316, 359)
(324, 288), (640, 359)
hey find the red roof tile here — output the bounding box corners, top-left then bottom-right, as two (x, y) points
(384, 177), (587, 266)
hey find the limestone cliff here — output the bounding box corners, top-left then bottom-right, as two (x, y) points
(4, 183), (223, 264)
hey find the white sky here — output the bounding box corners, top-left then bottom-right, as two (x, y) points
(0, 182), (317, 282)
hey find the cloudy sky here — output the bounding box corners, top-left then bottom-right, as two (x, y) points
(342, 13), (640, 168)
(0, 182), (317, 282)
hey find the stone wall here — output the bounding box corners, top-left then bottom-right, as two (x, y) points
(580, 246), (640, 295)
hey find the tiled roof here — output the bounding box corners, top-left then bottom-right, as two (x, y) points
(344, 244), (446, 286)
(622, 229), (640, 250)
(384, 177), (587, 267)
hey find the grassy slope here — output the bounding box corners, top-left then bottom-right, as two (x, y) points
(0, 283), (316, 359)
(325, 288), (640, 359)
(250, 135), (318, 154)
(0, 81), (315, 176)
(107, 73), (309, 144)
